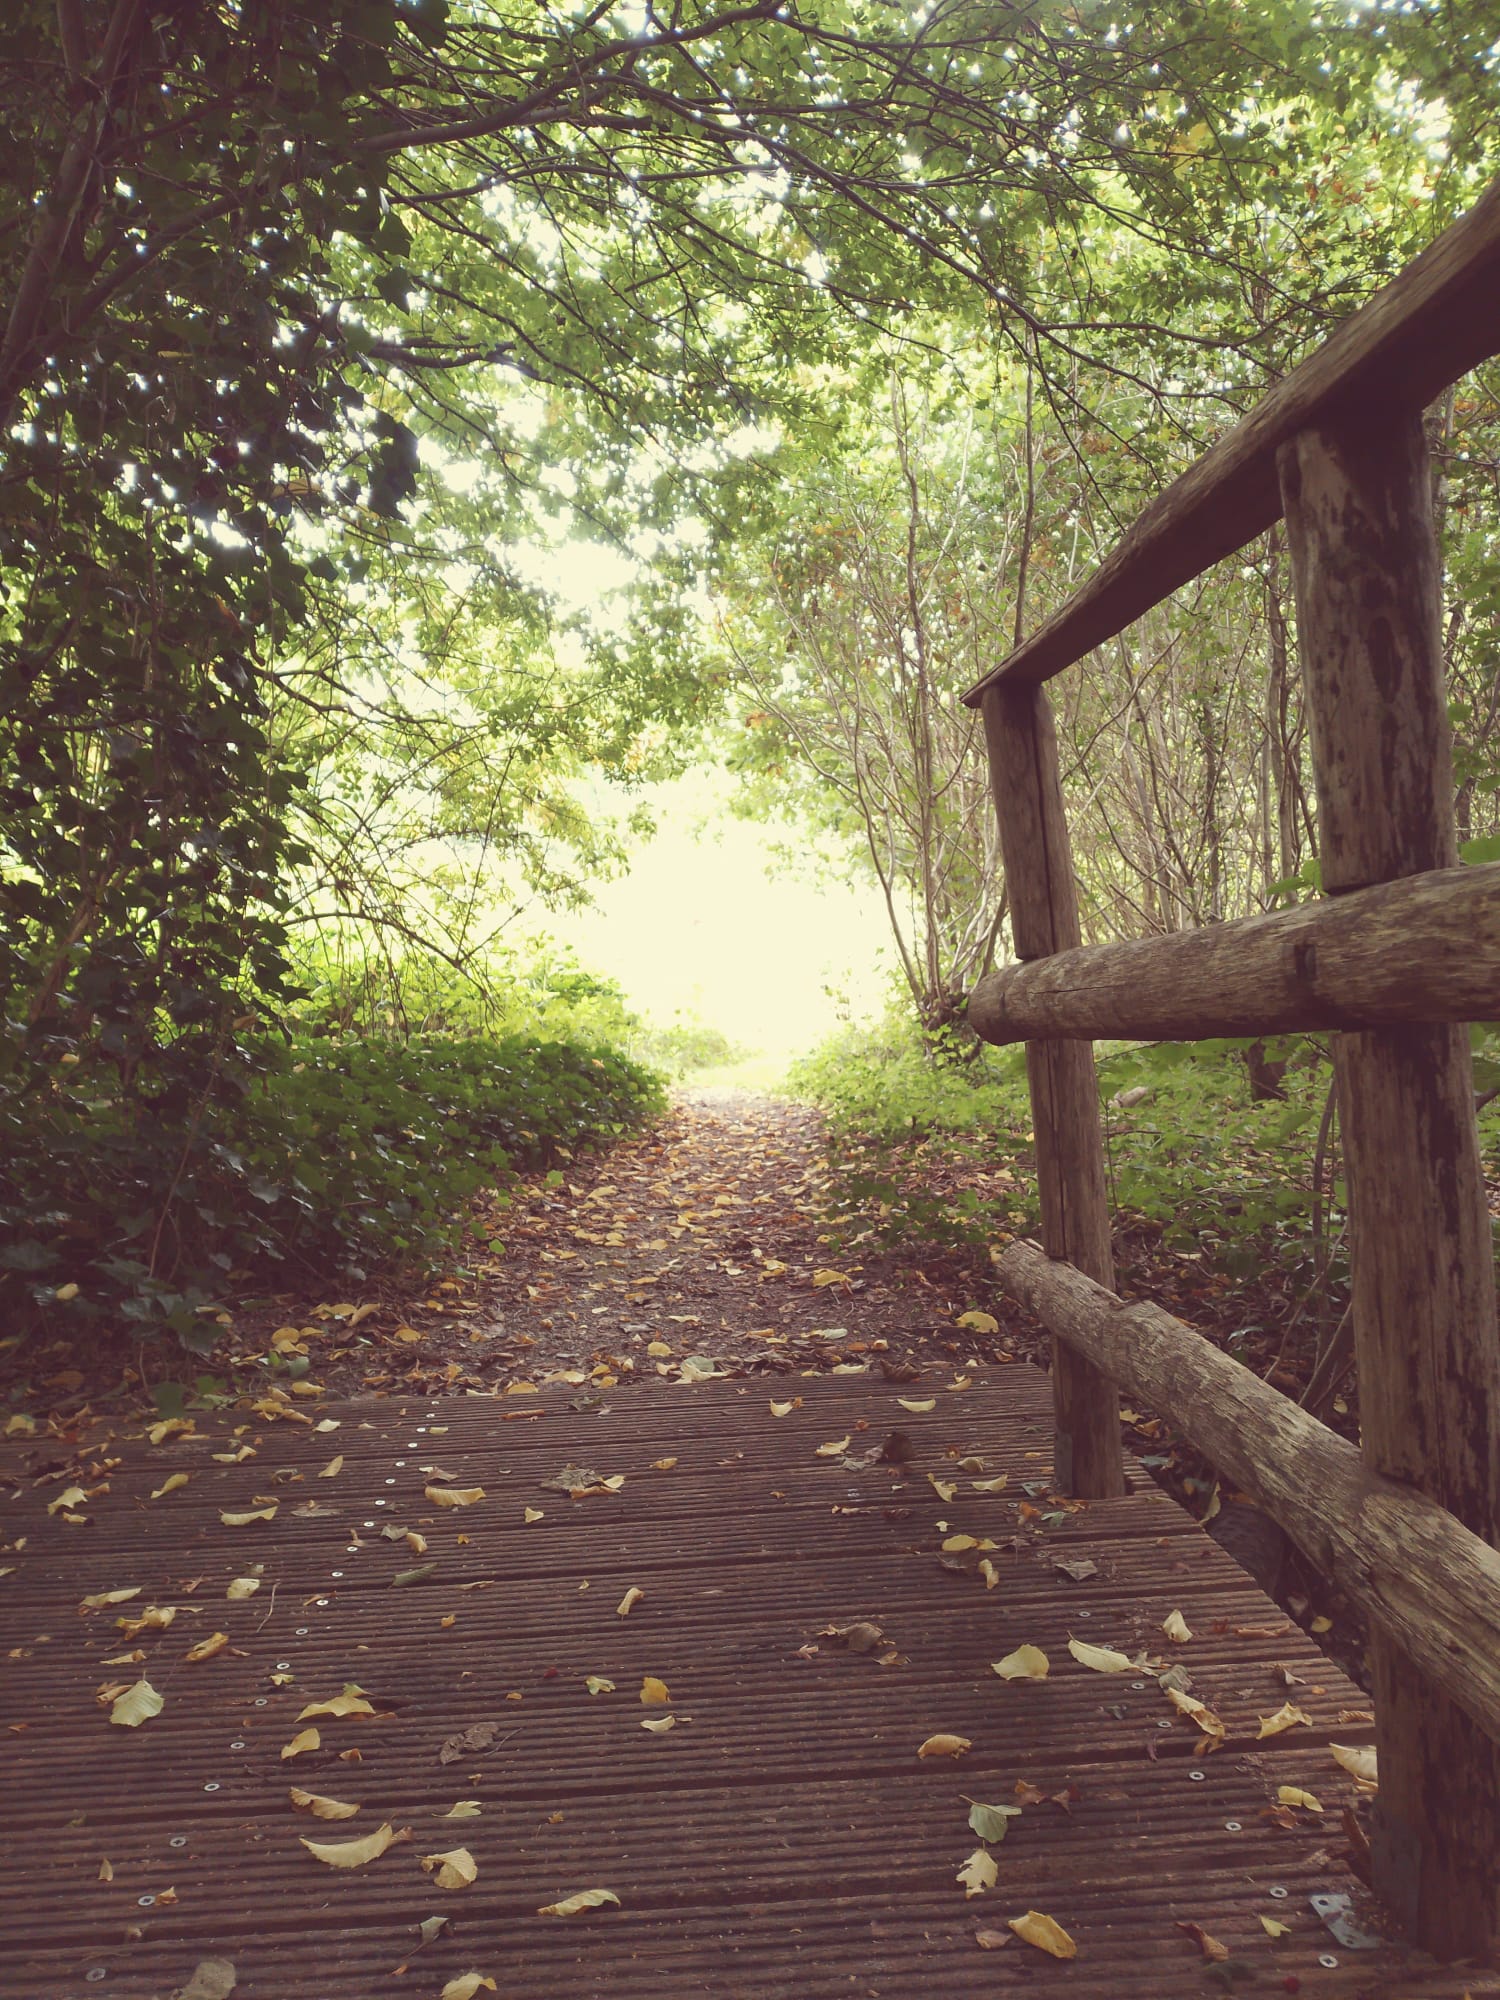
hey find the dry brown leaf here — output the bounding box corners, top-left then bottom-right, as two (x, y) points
(1176, 1921), (1228, 1961)
(300, 1823), (395, 1868)
(289, 1788), (360, 1820)
(916, 1733), (971, 1759)
(1008, 1910), (1076, 1959)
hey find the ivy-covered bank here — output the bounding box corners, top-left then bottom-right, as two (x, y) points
(1, 1034), (663, 1351)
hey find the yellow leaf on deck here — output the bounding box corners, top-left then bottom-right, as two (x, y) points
(1331, 1742), (1379, 1786)
(80, 1588), (141, 1612)
(1008, 1910), (1076, 1958)
(769, 1400), (796, 1417)
(979, 1559), (1000, 1590)
(184, 1631), (228, 1662)
(928, 1476), (958, 1502)
(814, 1435), (851, 1457)
(1177, 1920), (1229, 1961)
(1068, 1637), (1136, 1674)
(641, 1715), (677, 1733)
(1277, 1786), (1324, 1812)
(505, 1381), (540, 1396)
(537, 1887), (620, 1917)
(444, 1800), (482, 1819)
(147, 1417), (196, 1446)
(651, 1457), (678, 1471)
(897, 1398), (935, 1413)
(281, 1727), (321, 1760)
(406, 1530), (428, 1553)
(916, 1733), (971, 1758)
(301, 1823), (395, 1868)
(1260, 1915), (1291, 1938)
(98, 1858), (113, 1882)
(1162, 1610), (1193, 1644)
(117, 1605), (176, 1639)
(48, 1485), (89, 1515)
(957, 1848), (998, 1897)
(109, 1680), (163, 1727)
(298, 1691), (375, 1721)
(221, 1506), (277, 1526)
(225, 1577), (260, 1601)
(150, 1473), (189, 1500)
(1166, 1686), (1226, 1743)
(441, 1977), (497, 2000)
(617, 1587), (644, 1617)
(972, 1475), (1009, 1493)
(421, 1846), (477, 1890)
(639, 1676), (670, 1705)
(290, 1788), (360, 1819)
(318, 1456), (343, 1479)
(425, 1485), (485, 1508)
(992, 1646), (1050, 1682)
(1257, 1702), (1313, 1739)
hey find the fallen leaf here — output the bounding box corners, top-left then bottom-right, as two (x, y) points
(769, 1400), (796, 1417)
(1257, 1701), (1313, 1739)
(979, 1559), (999, 1590)
(184, 1631), (229, 1663)
(220, 1506), (277, 1526)
(445, 1800), (482, 1819)
(537, 1888), (620, 1917)
(109, 1680), (163, 1728)
(1259, 1915), (1291, 1938)
(968, 1801), (1023, 1843)
(1067, 1636), (1136, 1674)
(425, 1486), (485, 1509)
(441, 1977), (497, 2000)
(289, 1789), (360, 1820)
(1176, 1920), (1228, 1961)
(941, 1534), (997, 1554)
(301, 1823), (395, 1868)
(80, 1588), (142, 1612)
(640, 1675), (670, 1705)
(225, 1578), (260, 1602)
(151, 1473), (190, 1500)
(971, 1475), (1009, 1493)
(811, 1268), (850, 1287)
(1053, 1557), (1097, 1582)
(298, 1690), (375, 1721)
(421, 1847), (478, 1890)
(318, 1457), (343, 1479)
(281, 1727), (321, 1760)
(392, 1564), (437, 1588)
(172, 1960), (236, 2000)
(1331, 1742), (1379, 1786)
(651, 1457), (678, 1471)
(1166, 1686), (1226, 1744)
(405, 1530), (428, 1554)
(641, 1715), (677, 1734)
(147, 1417), (195, 1446)
(957, 1848), (998, 1897)
(117, 1605), (176, 1639)
(974, 1929), (1011, 1950)
(1162, 1610), (1193, 1644)
(438, 1722), (497, 1764)
(897, 1398), (936, 1413)
(992, 1646), (1049, 1681)
(48, 1485), (89, 1516)
(1277, 1785), (1324, 1812)
(1008, 1910), (1076, 1959)
(928, 1476), (958, 1502)
(814, 1435), (851, 1457)
(917, 1733), (972, 1759)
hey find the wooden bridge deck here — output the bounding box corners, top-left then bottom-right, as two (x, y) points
(2, 1363), (1492, 1999)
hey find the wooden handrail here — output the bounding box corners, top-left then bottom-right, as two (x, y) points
(968, 861), (1500, 1046)
(962, 178), (1500, 704)
(996, 1241), (1500, 1750)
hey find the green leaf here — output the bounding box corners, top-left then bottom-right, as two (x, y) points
(968, 1801), (1022, 1842)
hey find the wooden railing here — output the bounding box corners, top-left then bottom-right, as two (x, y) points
(962, 178), (1500, 1958)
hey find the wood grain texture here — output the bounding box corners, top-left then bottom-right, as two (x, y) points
(996, 1240), (1500, 1754)
(1281, 415), (1500, 1955)
(982, 683), (1124, 1498)
(962, 178), (1500, 704)
(967, 861), (1500, 1046)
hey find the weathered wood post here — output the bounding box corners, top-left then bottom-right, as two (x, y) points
(1279, 411), (1500, 1954)
(981, 682), (1125, 1498)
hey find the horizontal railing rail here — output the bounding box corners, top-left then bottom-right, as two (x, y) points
(968, 861), (1500, 1046)
(962, 180), (1500, 704)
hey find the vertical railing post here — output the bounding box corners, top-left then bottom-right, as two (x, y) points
(981, 682), (1125, 1499)
(1279, 411), (1500, 1955)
